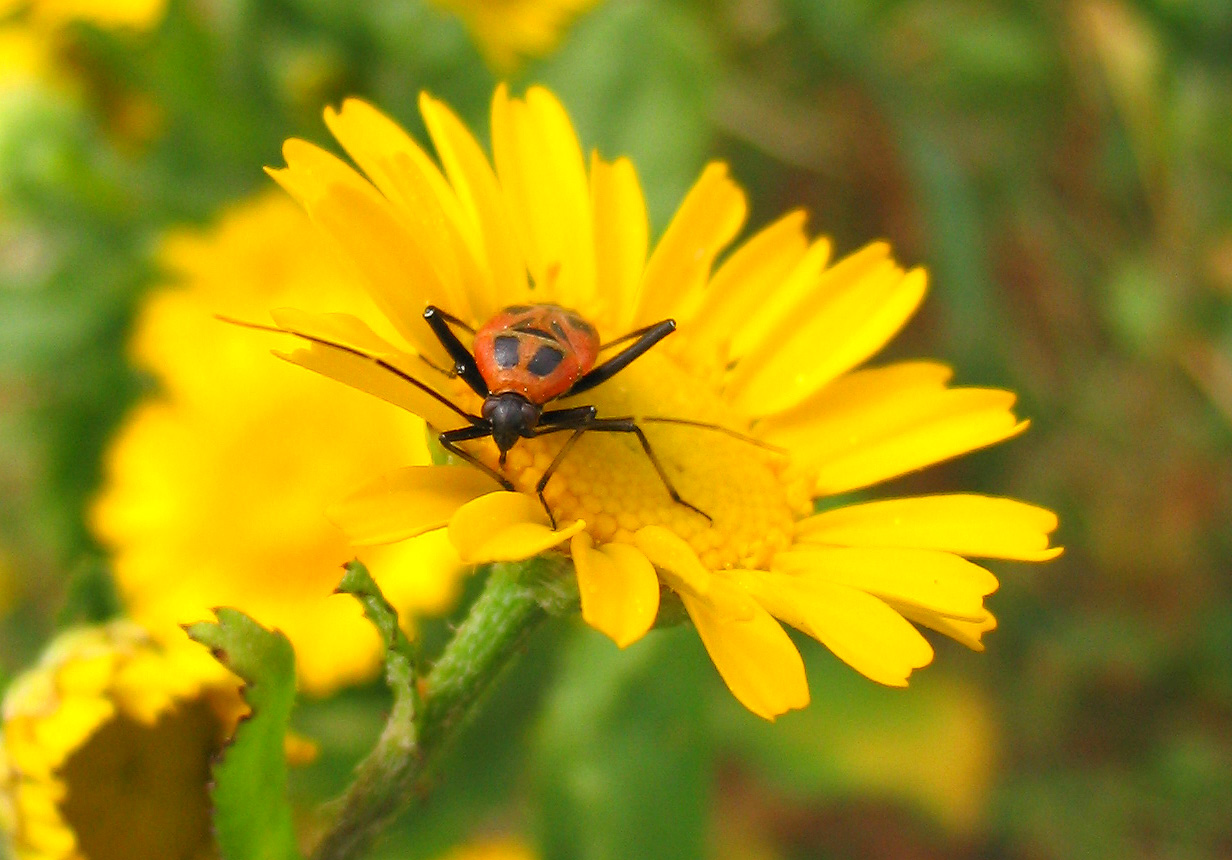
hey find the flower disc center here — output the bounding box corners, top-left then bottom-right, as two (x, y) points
(486, 352), (806, 569)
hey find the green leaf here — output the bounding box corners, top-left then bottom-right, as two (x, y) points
(336, 560), (417, 720)
(186, 608), (303, 860)
(533, 625), (710, 860)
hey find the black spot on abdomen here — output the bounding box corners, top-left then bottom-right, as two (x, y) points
(527, 345), (564, 377)
(493, 335), (520, 369)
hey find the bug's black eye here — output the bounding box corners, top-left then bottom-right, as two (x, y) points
(526, 345), (564, 377)
(493, 335), (520, 369)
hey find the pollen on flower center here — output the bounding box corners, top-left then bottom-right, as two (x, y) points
(471, 352), (808, 570)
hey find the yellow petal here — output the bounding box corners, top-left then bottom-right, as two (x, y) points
(812, 403), (1028, 496)
(30, 696), (115, 768)
(53, 653), (116, 697)
(680, 578), (809, 720)
(726, 259), (928, 416)
(270, 141), (454, 362)
(685, 211), (813, 361)
(307, 183), (457, 364)
(724, 240), (835, 369)
(757, 359), (948, 454)
(570, 533), (660, 648)
(774, 547), (998, 623)
(420, 91), (528, 305)
(275, 342), (468, 432)
(632, 525), (711, 597)
(491, 85), (595, 309)
(894, 604), (998, 651)
(324, 99), (489, 320)
(761, 360), (954, 441)
(23, 815), (79, 855)
(448, 492), (584, 564)
(798, 494), (1062, 561)
(269, 137), (373, 210)
(360, 529), (464, 619)
(329, 465), (498, 545)
(323, 100), (459, 225)
(110, 653), (177, 723)
(732, 239), (887, 361)
(733, 569), (933, 687)
(591, 153), (648, 332)
(632, 162), (747, 327)
(2, 721), (53, 779)
(14, 780), (64, 825)
(759, 365), (1025, 494)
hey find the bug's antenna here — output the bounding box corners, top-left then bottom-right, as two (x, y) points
(216, 315), (480, 425)
(636, 416), (787, 455)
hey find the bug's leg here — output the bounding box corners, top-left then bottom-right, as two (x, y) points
(531, 428), (589, 529)
(528, 407), (598, 527)
(438, 425), (513, 491)
(637, 416), (787, 454)
(539, 404), (598, 426)
(594, 320), (675, 352)
(584, 418), (712, 523)
(565, 320), (676, 397)
(423, 306), (487, 397)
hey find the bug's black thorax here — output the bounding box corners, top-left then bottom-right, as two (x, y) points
(482, 392), (542, 463)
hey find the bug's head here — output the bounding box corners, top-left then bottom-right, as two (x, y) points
(482, 393), (542, 464)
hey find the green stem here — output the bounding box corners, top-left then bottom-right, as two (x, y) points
(309, 557), (575, 860)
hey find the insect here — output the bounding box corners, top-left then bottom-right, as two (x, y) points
(229, 303), (778, 527)
(424, 303), (713, 527)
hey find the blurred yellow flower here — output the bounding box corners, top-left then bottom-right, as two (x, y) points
(0, 0), (165, 32)
(431, 0), (597, 69)
(90, 192), (463, 695)
(0, 0), (164, 88)
(0, 0), (163, 136)
(0, 621), (242, 860)
(0, 25), (50, 87)
(439, 836), (537, 860)
(263, 85), (1061, 720)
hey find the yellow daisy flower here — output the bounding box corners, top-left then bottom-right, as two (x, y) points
(0, 0), (162, 136)
(262, 85), (1061, 720)
(0, 0), (166, 33)
(439, 836), (536, 860)
(90, 192), (462, 696)
(430, 0), (597, 70)
(0, 0), (164, 87)
(0, 25), (50, 87)
(0, 620), (243, 860)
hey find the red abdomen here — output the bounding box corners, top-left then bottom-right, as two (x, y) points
(473, 304), (600, 404)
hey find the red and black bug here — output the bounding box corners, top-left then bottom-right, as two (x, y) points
(421, 303), (712, 526)
(229, 303), (776, 527)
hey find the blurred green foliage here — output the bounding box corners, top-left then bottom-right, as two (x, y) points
(3, 0), (1232, 858)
